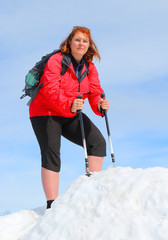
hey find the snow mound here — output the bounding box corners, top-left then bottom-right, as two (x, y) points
(0, 210), (41, 240)
(24, 166), (168, 240)
(1, 167), (168, 240)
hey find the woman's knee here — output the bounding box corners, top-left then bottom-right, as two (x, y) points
(97, 136), (106, 156)
(88, 135), (106, 157)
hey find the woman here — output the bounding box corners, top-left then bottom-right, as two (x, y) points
(29, 26), (109, 209)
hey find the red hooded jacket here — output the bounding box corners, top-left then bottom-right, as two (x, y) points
(29, 52), (104, 118)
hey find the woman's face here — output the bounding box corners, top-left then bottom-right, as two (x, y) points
(70, 32), (89, 62)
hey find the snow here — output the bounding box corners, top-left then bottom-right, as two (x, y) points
(0, 166), (168, 240)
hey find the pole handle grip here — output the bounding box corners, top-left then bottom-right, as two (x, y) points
(101, 92), (105, 100)
(77, 94), (83, 99)
(100, 93), (106, 113)
(77, 94), (83, 115)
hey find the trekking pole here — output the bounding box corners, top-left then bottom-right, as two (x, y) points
(100, 93), (115, 167)
(77, 95), (91, 177)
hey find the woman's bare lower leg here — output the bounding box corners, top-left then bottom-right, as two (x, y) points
(41, 167), (59, 200)
(87, 156), (103, 172)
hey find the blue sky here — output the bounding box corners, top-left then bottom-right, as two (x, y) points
(0, 0), (168, 214)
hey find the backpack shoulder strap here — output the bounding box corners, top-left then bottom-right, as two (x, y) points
(60, 62), (68, 76)
(60, 53), (71, 76)
(84, 60), (89, 75)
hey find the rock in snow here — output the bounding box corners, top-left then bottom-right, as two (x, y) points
(1, 166), (168, 240)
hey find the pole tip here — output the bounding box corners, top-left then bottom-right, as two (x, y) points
(86, 172), (91, 177)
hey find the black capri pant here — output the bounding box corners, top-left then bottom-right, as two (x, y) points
(30, 113), (106, 172)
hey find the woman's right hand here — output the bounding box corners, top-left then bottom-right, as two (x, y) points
(71, 98), (84, 113)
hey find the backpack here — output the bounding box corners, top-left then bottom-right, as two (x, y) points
(20, 49), (67, 106)
(20, 49), (89, 106)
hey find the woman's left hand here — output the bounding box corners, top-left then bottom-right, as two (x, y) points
(98, 98), (110, 111)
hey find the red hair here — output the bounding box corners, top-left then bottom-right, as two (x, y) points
(59, 26), (101, 62)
